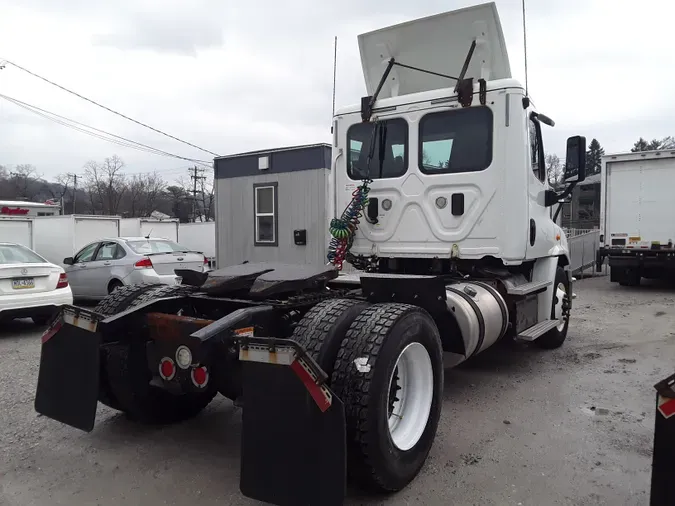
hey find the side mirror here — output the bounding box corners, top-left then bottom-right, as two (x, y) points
(565, 135), (587, 183)
(63, 257), (74, 265)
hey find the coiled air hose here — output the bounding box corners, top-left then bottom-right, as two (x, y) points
(327, 120), (379, 270)
(327, 179), (371, 270)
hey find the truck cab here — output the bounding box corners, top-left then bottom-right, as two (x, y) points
(330, 2), (578, 275)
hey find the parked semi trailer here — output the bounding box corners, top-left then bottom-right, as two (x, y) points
(34, 3), (587, 505)
(596, 150), (675, 286)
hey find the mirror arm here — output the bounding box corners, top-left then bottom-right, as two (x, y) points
(557, 179), (578, 202)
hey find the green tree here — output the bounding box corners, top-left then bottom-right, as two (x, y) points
(585, 138), (604, 175)
(631, 136), (675, 152)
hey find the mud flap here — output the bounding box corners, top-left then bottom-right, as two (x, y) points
(651, 372), (675, 506)
(239, 337), (346, 506)
(34, 306), (102, 432)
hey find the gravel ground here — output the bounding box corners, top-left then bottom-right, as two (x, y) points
(1, 274), (673, 506)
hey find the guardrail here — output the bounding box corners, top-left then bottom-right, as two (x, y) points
(566, 229), (601, 276)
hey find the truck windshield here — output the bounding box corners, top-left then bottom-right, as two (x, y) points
(347, 118), (408, 180)
(419, 106), (493, 174)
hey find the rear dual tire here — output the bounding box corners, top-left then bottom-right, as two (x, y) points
(294, 300), (443, 493)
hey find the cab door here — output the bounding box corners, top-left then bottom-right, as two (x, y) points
(525, 112), (555, 259)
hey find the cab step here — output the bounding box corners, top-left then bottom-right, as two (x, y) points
(517, 319), (560, 341)
(506, 280), (551, 296)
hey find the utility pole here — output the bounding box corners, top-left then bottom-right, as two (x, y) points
(72, 173), (78, 214)
(189, 166), (206, 222)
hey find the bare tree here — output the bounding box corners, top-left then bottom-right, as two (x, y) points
(546, 153), (564, 189)
(43, 173), (72, 212)
(9, 164), (43, 200)
(83, 155), (127, 215)
(127, 172), (167, 217)
(199, 175), (215, 221)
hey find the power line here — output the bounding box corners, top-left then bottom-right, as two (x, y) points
(0, 59), (221, 157)
(0, 93), (211, 167)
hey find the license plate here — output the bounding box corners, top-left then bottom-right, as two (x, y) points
(12, 278), (35, 289)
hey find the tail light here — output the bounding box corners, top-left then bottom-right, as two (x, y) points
(159, 357), (176, 381)
(56, 273), (69, 289)
(203, 255), (209, 265)
(134, 257), (153, 269)
(191, 366), (209, 388)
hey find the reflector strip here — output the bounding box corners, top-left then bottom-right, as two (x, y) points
(658, 395), (675, 419)
(41, 318), (63, 344)
(239, 344), (332, 411)
(239, 344), (295, 366)
(63, 311), (98, 333)
(290, 357), (332, 412)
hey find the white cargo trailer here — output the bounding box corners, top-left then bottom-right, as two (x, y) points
(120, 218), (179, 242)
(0, 217), (34, 249)
(32, 215), (121, 267)
(178, 222), (216, 265)
(597, 150), (675, 285)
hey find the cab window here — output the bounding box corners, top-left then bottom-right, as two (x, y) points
(419, 106), (493, 174)
(347, 118), (408, 180)
(529, 116), (546, 182)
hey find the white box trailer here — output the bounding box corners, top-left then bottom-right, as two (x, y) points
(120, 218), (179, 242)
(597, 150), (675, 285)
(178, 222), (216, 266)
(32, 215), (121, 267)
(0, 217), (34, 249)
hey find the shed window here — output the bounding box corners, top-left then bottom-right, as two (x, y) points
(254, 184), (277, 245)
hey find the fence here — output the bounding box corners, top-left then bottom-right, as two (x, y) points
(565, 228), (601, 276)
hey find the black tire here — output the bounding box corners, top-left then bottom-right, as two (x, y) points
(292, 298), (370, 378)
(331, 303), (443, 492)
(105, 342), (217, 424)
(619, 271), (641, 287)
(31, 314), (53, 326)
(107, 279), (124, 294)
(124, 283), (197, 310)
(536, 266), (570, 349)
(94, 283), (162, 410)
(94, 283), (161, 316)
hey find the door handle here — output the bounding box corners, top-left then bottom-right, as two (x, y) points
(103, 261), (112, 266)
(366, 197), (379, 224)
(77, 264), (87, 268)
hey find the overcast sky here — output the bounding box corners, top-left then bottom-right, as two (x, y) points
(0, 0), (673, 181)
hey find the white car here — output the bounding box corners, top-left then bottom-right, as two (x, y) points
(0, 242), (73, 325)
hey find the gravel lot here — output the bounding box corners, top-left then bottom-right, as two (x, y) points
(1, 274), (673, 506)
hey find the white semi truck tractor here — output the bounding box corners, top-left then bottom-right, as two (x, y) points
(33, 3), (586, 505)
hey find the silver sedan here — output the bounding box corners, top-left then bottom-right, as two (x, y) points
(63, 237), (208, 300)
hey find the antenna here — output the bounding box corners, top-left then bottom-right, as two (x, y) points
(331, 36), (338, 123)
(522, 0), (529, 96)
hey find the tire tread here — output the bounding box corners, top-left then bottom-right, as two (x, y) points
(331, 303), (432, 491)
